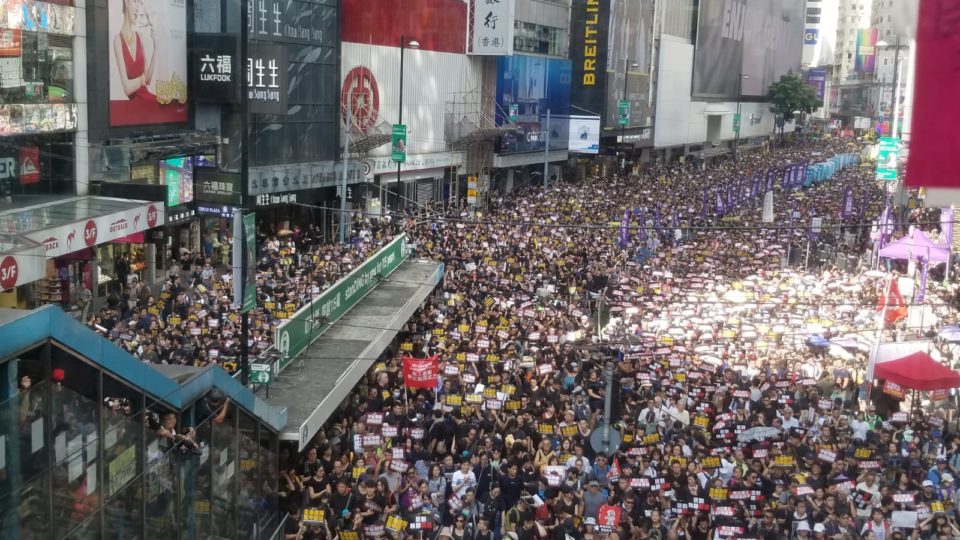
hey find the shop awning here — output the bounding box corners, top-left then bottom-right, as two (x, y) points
(0, 197), (165, 291)
(704, 104), (733, 115)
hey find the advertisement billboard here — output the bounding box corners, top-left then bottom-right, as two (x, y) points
(569, 0), (611, 114)
(495, 55), (572, 155)
(854, 28), (878, 73)
(468, 0), (514, 55)
(568, 115), (601, 154)
(161, 157), (193, 207)
(107, 0), (188, 126)
(692, 0), (804, 98)
(604, 0), (654, 130)
(806, 67), (827, 99)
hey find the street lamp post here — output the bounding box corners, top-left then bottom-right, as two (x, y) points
(391, 35), (419, 213)
(734, 73), (748, 161)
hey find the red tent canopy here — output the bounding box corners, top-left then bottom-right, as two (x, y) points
(874, 351), (960, 391)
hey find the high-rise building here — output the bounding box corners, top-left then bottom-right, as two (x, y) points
(833, 0), (873, 83)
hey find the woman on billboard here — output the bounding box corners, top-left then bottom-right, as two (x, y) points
(112, 0), (157, 102)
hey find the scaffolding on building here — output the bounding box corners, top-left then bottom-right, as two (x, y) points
(444, 86), (514, 206)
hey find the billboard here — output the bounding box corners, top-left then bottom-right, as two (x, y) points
(495, 55), (572, 154)
(161, 157), (193, 207)
(468, 0), (514, 55)
(854, 28), (878, 73)
(107, 0), (187, 126)
(568, 115), (601, 154)
(692, 0), (804, 98)
(604, 0), (654, 130)
(806, 67), (827, 99)
(569, 0), (611, 114)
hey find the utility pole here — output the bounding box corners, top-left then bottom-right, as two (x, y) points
(543, 109), (550, 189)
(239, 0), (250, 386)
(339, 100), (351, 244)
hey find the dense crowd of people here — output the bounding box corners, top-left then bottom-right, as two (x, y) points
(84, 219), (399, 372)
(279, 139), (960, 540)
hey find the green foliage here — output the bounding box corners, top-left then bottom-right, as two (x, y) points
(767, 73), (823, 123)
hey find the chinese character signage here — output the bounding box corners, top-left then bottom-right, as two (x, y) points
(108, 0), (188, 126)
(392, 124), (407, 163)
(469, 0), (514, 56)
(248, 44), (288, 114)
(194, 35), (239, 103)
(876, 137), (899, 181)
(247, 0), (328, 45)
(195, 167), (242, 205)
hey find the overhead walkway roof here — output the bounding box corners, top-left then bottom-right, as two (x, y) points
(267, 259), (444, 450)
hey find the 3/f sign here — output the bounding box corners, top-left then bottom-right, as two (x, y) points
(509, 103), (519, 123)
(391, 124), (407, 163)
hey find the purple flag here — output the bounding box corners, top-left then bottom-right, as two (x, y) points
(702, 189), (709, 219)
(673, 210), (680, 229)
(619, 210), (630, 248)
(715, 191), (724, 215)
(917, 256), (929, 303)
(841, 187), (854, 218)
(638, 210), (648, 241)
(654, 207), (662, 233)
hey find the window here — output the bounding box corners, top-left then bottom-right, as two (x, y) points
(512, 21), (567, 57)
(807, 7), (822, 14)
(806, 15), (821, 23)
(0, 32), (74, 104)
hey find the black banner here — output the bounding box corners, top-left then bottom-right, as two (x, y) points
(569, 0), (611, 116)
(692, 0), (804, 98)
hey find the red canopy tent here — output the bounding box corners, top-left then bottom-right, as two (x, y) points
(874, 351), (960, 391)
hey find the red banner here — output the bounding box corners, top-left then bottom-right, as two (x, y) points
(877, 278), (908, 327)
(905, 0), (959, 188)
(18, 146), (39, 185)
(403, 355), (438, 389)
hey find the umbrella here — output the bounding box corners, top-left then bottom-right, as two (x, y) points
(939, 326), (960, 343)
(828, 344), (854, 360)
(807, 335), (830, 348)
(830, 335), (872, 352)
(737, 426), (782, 443)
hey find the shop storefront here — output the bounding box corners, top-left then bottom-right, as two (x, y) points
(362, 153), (462, 212)
(0, 197), (164, 311)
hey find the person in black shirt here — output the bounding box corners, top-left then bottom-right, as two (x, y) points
(283, 505), (302, 540)
(500, 463), (524, 509)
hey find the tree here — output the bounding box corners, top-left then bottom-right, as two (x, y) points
(767, 73), (823, 143)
